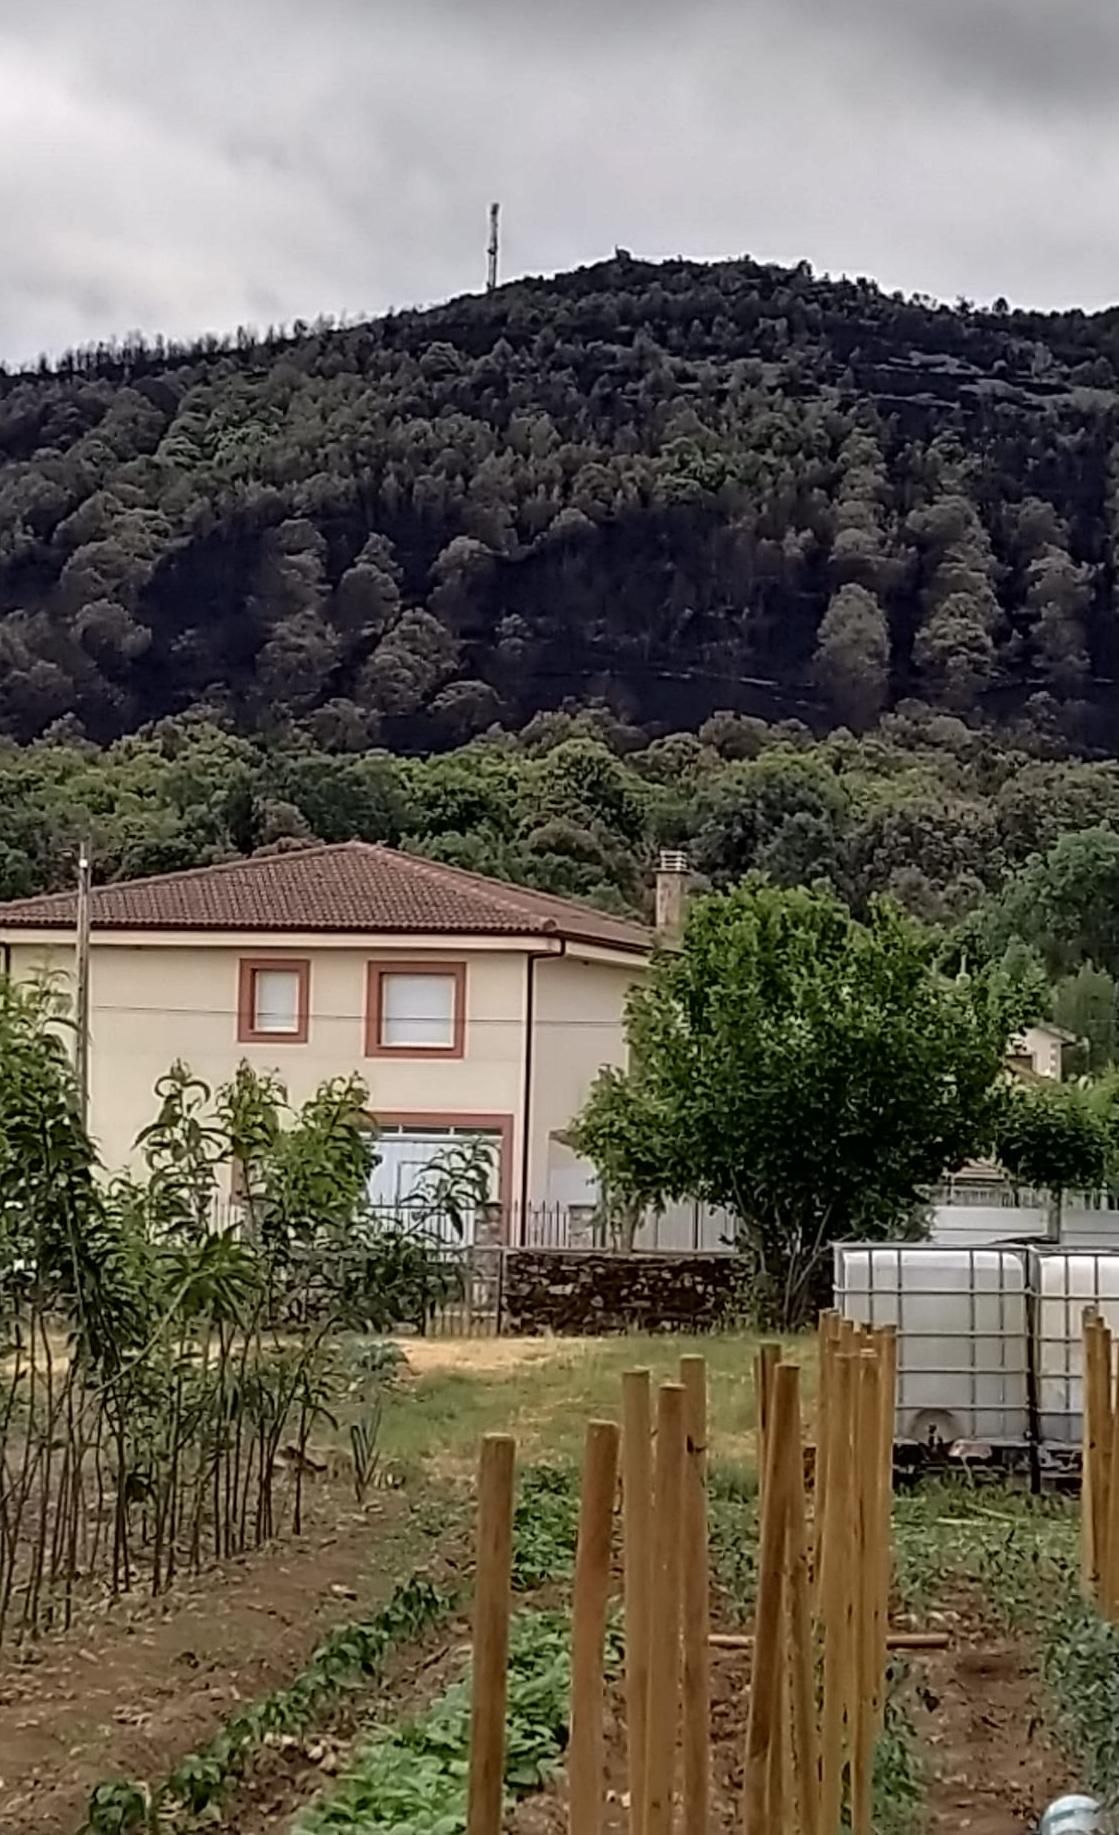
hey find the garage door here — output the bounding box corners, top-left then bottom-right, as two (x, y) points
(369, 1124), (503, 1244)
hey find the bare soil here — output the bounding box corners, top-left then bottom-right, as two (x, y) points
(505, 1588), (1068, 1835)
(912, 1588), (1067, 1833)
(394, 1336), (596, 1377)
(0, 1477), (455, 1835)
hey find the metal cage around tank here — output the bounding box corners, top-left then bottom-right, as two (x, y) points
(834, 1240), (1119, 1473)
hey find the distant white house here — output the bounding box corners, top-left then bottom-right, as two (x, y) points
(1009, 1021), (1078, 1082)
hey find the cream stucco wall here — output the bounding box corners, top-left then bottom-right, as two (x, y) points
(527, 948), (643, 1212)
(5, 933), (646, 1212)
(7, 937), (529, 1190)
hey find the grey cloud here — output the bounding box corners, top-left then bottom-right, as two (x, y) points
(0, 0), (1118, 362)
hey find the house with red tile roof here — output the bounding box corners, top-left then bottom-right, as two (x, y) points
(0, 842), (656, 1235)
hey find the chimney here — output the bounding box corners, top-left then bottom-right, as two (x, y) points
(655, 849), (690, 943)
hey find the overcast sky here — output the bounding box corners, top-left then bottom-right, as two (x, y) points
(1, 0), (1118, 362)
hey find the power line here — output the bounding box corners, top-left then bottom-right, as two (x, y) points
(487, 202), (500, 295)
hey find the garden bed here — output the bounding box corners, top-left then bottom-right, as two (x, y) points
(0, 1480), (455, 1835)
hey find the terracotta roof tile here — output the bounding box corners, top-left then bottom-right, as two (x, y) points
(0, 842), (653, 954)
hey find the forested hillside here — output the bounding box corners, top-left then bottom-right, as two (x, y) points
(4, 251), (1119, 750)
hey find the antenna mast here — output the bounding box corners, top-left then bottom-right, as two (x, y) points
(487, 202), (500, 294)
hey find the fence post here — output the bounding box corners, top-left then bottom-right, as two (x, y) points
(467, 1434), (516, 1835)
(622, 1370), (653, 1835)
(644, 1383), (686, 1835)
(569, 1420), (620, 1835)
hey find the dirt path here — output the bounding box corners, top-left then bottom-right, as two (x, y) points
(0, 1484), (448, 1835)
(912, 1591), (1068, 1833)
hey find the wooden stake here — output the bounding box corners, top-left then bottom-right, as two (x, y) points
(743, 1361), (797, 1835)
(785, 1366), (820, 1835)
(1083, 1313), (1100, 1594)
(874, 1325), (897, 1732)
(569, 1420), (621, 1835)
(820, 1350), (855, 1835)
(755, 1342), (781, 1505)
(1084, 1315), (1112, 1600)
(1100, 1321), (1114, 1590)
(645, 1383), (686, 1835)
(680, 1356), (710, 1835)
(813, 1313), (839, 1611)
(851, 1351), (883, 1835)
(622, 1370), (653, 1835)
(467, 1434), (516, 1835)
(1104, 1378), (1119, 1623)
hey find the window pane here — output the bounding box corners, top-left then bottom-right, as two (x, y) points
(254, 968), (300, 1034)
(382, 972), (455, 1048)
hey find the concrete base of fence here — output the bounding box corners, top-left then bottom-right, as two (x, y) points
(502, 1249), (750, 1335)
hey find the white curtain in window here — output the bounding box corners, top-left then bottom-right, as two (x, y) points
(382, 973), (454, 1047)
(254, 968), (300, 1033)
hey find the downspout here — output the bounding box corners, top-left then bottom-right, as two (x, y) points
(519, 942), (565, 1241)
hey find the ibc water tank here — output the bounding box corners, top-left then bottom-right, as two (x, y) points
(834, 1244), (1030, 1445)
(1034, 1250), (1119, 1446)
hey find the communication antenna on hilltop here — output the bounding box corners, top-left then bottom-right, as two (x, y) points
(487, 202), (501, 294)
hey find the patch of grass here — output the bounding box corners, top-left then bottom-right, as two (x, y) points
(380, 1331), (811, 1474)
(892, 1481), (1076, 1618)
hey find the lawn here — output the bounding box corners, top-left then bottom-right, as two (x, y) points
(380, 1330), (812, 1474)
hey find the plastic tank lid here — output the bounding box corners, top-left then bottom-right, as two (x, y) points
(1039, 1796), (1107, 1833)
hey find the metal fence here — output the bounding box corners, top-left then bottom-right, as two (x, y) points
(418, 1244), (507, 1337)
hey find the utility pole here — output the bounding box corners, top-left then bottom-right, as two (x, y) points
(75, 841), (91, 1130)
(487, 202), (500, 294)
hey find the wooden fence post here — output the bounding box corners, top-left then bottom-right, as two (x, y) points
(851, 1349), (883, 1835)
(785, 1365), (820, 1835)
(569, 1420), (621, 1835)
(680, 1356), (710, 1835)
(743, 1361), (798, 1835)
(622, 1370), (653, 1835)
(645, 1383), (686, 1835)
(820, 1350), (855, 1835)
(467, 1434), (516, 1835)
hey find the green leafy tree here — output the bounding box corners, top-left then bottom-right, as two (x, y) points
(994, 1081), (1111, 1211)
(980, 828), (1119, 976)
(1054, 963), (1118, 1074)
(573, 882), (1034, 1327)
(813, 583), (890, 731)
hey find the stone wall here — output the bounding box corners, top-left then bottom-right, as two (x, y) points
(501, 1249), (748, 1336)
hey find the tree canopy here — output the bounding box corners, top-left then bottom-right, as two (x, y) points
(571, 882), (1033, 1326)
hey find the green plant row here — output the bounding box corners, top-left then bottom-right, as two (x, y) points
(297, 1608), (622, 1835)
(81, 1463), (588, 1835)
(510, 1464), (581, 1591)
(84, 1573), (450, 1834)
(977, 1516), (1119, 1804)
(872, 1674), (924, 1835)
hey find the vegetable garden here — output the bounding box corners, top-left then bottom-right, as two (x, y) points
(47, 1323), (1119, 1835)
(4, 956), (1119, 1833)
